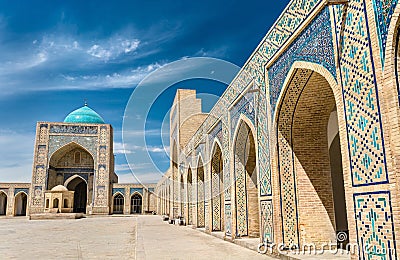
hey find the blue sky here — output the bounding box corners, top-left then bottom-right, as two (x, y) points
(0, 0), (288, 183)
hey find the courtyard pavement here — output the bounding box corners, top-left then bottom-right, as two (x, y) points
(0, 216), (136, 259)
(0, 215), (272, 259)
(0, 215), (350, 259)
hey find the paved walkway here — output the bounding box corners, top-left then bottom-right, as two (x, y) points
(0, 215), (351, 259)
(135, 215), (272, 260)
(0, 216), (136, 259)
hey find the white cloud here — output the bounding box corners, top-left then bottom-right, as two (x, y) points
(114, 142), (168, 155)
(122, 39), (140, 53)
(86, 37), (140, 61)
(114, 142), (134, 154)
(87, 44), (111, 60)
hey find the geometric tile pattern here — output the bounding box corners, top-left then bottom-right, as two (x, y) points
(14, 188), (29, 196)
(260, 200), (273, 244)
(259, 0), (320, 61)
(211, 145), (222, 231)
(277, 69), (312, 248)
(257, 87), (272, 196)
(268, 7), (336, 114)
(354, 191), (397, 259)
(372, 0), (398, 65)
(284, 67), (322, 247)
(222, 116), (231, 202)
(225, 203), (232, 236)
(230, 92), (255, 140)
(197, 165), (205, 228)
(187, 169), (193, 225)
(333, 1), (389, 186)
(234, 122), (250, 237)
(130, 188), (143, 196)
(112, 188), (125, 196)
(208, 121), (223, 146)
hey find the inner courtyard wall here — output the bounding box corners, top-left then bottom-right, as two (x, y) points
(156, 1), (400, 259)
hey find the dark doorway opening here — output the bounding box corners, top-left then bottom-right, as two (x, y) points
(131, 193), (142, 214)
(113, 194), (124, 214)
(67, 177), (87, 213)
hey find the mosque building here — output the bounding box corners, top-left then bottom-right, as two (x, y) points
(0, 104), (156, 217)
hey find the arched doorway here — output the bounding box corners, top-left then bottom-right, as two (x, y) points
(276, 69), (348, 248)
(14, 192), (27, 216)
(131, 193), (142, 214)
(234, 119), (259, 238)
(66, 177), (87, 213)
(187, 168), (193, 225)
(48, 142), (94, 213)
(197, 158), (205, 228)
(0, 192), (7, 215)
(211, 142), (224, 232)
(113, 193), (124, 214)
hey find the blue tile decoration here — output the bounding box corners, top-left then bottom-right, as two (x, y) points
(261, 200), (273, 244)
(333, 1), (389, 186)
(112, 188), (125, 196)
(269, 7), (336, 114)
(372, 0), (398, 66)
(14, 188), (29, 196)
(354, 191), (397, 259)
(130, 188), (143, 196)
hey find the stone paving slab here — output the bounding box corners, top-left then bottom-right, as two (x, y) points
(135, 215), (274, 260)
(0, 216), (136, 259)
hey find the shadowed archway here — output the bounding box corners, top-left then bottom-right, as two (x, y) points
(14, 192), (27, 216)
(211, 142), (224, 232)
(276, 68), (348, 248)
(233, 119), (259, 238)
(66, 176), (87, 213)
(113, 193), (124, 214)
(0, 191), (7, 215)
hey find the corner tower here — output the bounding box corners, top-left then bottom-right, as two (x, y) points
(29, 104), (116, 215)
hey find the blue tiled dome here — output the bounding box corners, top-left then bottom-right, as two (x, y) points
(64, 105), (105, 124)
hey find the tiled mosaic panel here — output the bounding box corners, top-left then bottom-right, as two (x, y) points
(333, 1), (388, 186)
(222, 115), (231, 201)
(261, 200), (273, 243)
(268, 7), (335, 114)
(230, 91), (256, 140)
(234, 123), (249, 237)
(211, 147), (222, 231)
(225, 203), (232, 236)
(354, 192), (397, 259)
(197, 171), (205, 227)
(372, 0), (398, 65)
(181, 185), (185, 216)
(14, 188), (29, 196)
(32, 126), (49, 209)
(208, 121), (223, 145)
(205, 201), (209, 230)
(244, 40), (272, 198)
(277, 69), (312, 247)
(48, 135), (98, 161)
(130, 188), (143, 196)
(257, 88), (272, 196)
(188, 181), (193, 225)
(259, 0), (321, 60)
(112, 188), (125, 196)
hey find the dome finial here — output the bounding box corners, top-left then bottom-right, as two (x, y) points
(84, 98), (88, 106)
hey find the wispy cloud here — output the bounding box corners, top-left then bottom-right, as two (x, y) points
(87, 38), (140, 61)
(114, 142), (168, 154)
